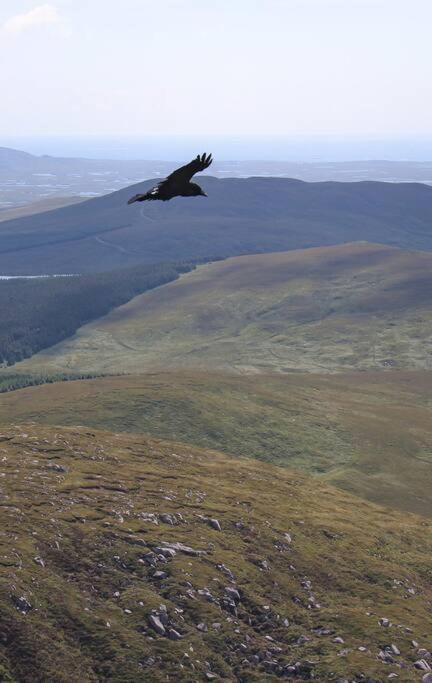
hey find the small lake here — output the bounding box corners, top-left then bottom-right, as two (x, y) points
(0, 274), (76, 280)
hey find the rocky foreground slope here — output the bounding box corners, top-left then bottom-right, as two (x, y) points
(0, 425), (431, 682)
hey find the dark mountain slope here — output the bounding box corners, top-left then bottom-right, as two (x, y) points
(1, 177), (432, 274)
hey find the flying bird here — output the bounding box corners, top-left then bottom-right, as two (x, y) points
(128, 152), (213, 204)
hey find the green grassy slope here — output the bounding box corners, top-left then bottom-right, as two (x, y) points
(0, 423), (431, 682)
(16, 243), (432, 375)
(1, 369), (432, 517)
(2, 176), (432, 274)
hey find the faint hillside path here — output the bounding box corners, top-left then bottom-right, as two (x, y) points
(94, 234), (134, 255)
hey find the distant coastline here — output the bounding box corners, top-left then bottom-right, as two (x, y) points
(2, 134), (432, 162)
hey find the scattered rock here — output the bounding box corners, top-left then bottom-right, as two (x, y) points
(209, 518), (222, 532)
(415, 660), (432, 672)
(198, 588), (215, 602)
(148, 615), (166, 636)
(378, 649), (395, 663)
(154, 546), (176, 559)
(142, 656), (156, 668)
(168, 628), (182, 640)
(33, 556), (45, 567)
(140, 512), (159, 525)
(159, 513), (181, 525)
(322, 529), (339, 540)
(221, 596), (237, 616)
(225, 587), (241, 603)
(217, 563), (235, 581)
(307, 595), (321, 609)
(333, 636), (345, 644)
(153, 571), (168, 580)
(12, 595), (32, 614)
(313, 626), (332, 636)
(263, 659), (279, 671)
(418, 649), (432, 659)
(140, 552), (158, 566)
(422, 674), (432, 683)
(46, 462), (68, 473)
(159, 614), (169, 628)
(125, 535), (147, 547)
(160, 542), (206, 557)
(379, 618), (391, 627)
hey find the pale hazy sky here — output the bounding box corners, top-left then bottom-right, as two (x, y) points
(1, 0), (431, 137)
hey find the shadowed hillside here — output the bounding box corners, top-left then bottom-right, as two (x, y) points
(16, 243), (432, 375)
(0, 261), (195, 365)
(1, 176), (432, 273)
(1, 369), (432, 517)
(0, 423), (431, 682)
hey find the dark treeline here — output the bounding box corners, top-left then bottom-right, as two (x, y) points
(0, 261), (196, 366)
(0, 372), (107, 394)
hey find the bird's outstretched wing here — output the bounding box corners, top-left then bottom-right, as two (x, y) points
(127, 185), (161, 204)
(166, 152), (213, 184)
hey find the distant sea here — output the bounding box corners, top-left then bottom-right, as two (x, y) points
(2, 135), (432, 162)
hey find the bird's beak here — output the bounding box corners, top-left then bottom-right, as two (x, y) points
(201, 191), (208, 197)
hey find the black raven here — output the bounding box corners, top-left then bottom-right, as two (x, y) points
(127, 152), (213, 204)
